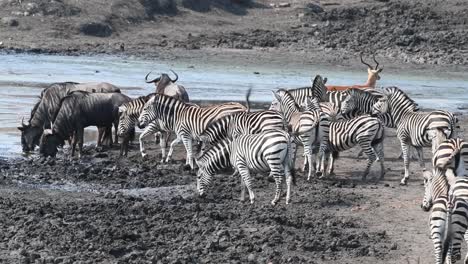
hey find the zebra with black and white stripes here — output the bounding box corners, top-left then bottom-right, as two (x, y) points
(196, 129), (296, 205)
(321, 115), (385, 179)
(138, 94), (246, 169)
(271, 89), (321, 179)
(372, 86), (457, 185)
(199, 110), (285, 150)
(421, 138), (468, 264)
(117, 94), (174, 159)
(270, 74), (328, 109)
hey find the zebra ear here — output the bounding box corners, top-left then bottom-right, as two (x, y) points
(272, 91), (281, 101)
(118, 106), (126, 113)
(422, 170), (432, 180)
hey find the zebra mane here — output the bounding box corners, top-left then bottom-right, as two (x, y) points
(384, 86), (418, 111)
(276, 89), (301, 109)
(196, 138), (232, 166)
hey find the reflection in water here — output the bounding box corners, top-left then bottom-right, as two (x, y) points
(0, 53), (467, 157)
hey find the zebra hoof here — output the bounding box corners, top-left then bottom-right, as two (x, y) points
(399, 179), (408, 186)
(316, 171), (323, 178)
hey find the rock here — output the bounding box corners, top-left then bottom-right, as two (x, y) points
(278, 3), (291, 8)
(79, 21), (112, 37)
(1, 17), (19, 26)
(305, 3), (324, 13)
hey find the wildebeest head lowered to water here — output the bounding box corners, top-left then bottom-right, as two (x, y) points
(19, 82), (121, 153)
(145, 70), (189, 102)
(39, 90), (131, 157)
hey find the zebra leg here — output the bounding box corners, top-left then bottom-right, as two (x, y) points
(464, 230), (468, 264)
(181, 135), (195, 170)
(450, 200), (467, 263)
(240, 176), (246, 202)
(415, 146), (426, 170)
(400, 142), (411, 185)
(375, 141), (385, 179)
(325, 152), (334, 177)
(303, 142), (315, 180)
(138, 127), (155, 158)
(430, 198), (448, 264)
(270, 170), (284, 206)
(284, 162), (293, 205)
(358, 139), (376, 180)
(113, 121), (119, 145)
(166, 136), (182, 163)
(76, 128), (84, 159)
(159, 131), (168, 163)
(236, 160), (255, 204)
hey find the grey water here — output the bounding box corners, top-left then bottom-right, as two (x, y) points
(1, 53), (467, 158)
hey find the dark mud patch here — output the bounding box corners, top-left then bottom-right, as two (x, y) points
(0, 144), (392, 263)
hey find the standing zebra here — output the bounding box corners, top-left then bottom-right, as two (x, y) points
(271, 89), (321, 179)
(421, 138), (468, 264)
(270, 74), (328, 110)
(199, 110), (285, 150)
(320, 115), (385, 179)
(196, 129), (296, 205)
(138, 94), (246, 169)
(117, 94), (173, 159)
(372, 86), (457, 185)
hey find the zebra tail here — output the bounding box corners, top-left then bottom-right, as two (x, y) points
(286, 134), (297, 186)
(441, 199), (453, 263)
(245, 87), (252, 113)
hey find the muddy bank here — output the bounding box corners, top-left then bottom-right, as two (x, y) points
(0, 144), (392, 263)
(3, 114), (468, 263)
(0, 0), (467, 69)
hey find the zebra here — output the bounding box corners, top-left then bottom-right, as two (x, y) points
(271, 89), (322, 180)
(321, 115), (385, 180)
(199, 110), (285, 151)
(270, 74), (328, 110)
(138, 94), (246, 169)
(372, 86), (457, 185)
(421, 138), (468, 264)
(196, 129), (296, 205)
(117, 94), (173, 159)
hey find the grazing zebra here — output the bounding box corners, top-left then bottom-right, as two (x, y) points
(138, 94), (246, 169)
(270, 74), (328, 110)
(373, 86), (457, 185)
(117, 94), (173, 159)
(196, 129), (296, 205)
(271, 89), (321, 179)
(321, 115), (385, 180)
(421, 138), (468, 264)
(199, 110), (285, 150)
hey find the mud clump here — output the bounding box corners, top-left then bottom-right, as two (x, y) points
(0, 145), (392, 263)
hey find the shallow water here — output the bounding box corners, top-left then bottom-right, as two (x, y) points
(1, 53), (467, 158)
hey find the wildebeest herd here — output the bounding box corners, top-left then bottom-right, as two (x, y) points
(17, 57), (468, 263)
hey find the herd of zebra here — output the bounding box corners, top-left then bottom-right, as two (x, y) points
(17, 68), (468, 264)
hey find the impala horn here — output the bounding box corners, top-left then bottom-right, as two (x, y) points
(372, 54), (380, 70)
(360, 54), (373, 69)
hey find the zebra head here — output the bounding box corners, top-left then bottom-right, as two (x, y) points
(138, 95), (157, 129)
(117, 105), (132, 137)
(371, 96), (389, 116)
(196, 166), (212, 197)
(341, 92), (356, 114)
(421, 170), (434, 211)
(269, 99), (280, 111)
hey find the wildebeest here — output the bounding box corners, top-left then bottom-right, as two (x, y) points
(39, 91), (131, 157)
(18, 82), (120, 152)
(145, 70), (189, 102)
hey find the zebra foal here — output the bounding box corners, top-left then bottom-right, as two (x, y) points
(196, 129), (296, 205)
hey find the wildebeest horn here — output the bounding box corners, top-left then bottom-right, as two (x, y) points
(169, 69), (178, 82)
(21, 117), (26, 127)
(372, 54), (380, 69)
(360, 54), (373, 69)
(145, 71), (161, 84)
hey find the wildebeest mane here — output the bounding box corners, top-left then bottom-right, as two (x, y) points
(50, 90), (90, 124)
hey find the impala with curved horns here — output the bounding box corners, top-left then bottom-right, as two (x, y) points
(326, 54), (383, 91)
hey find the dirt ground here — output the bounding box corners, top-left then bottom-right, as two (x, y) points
(1, 108), (466, 263)
(0, 0), (467, 71)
